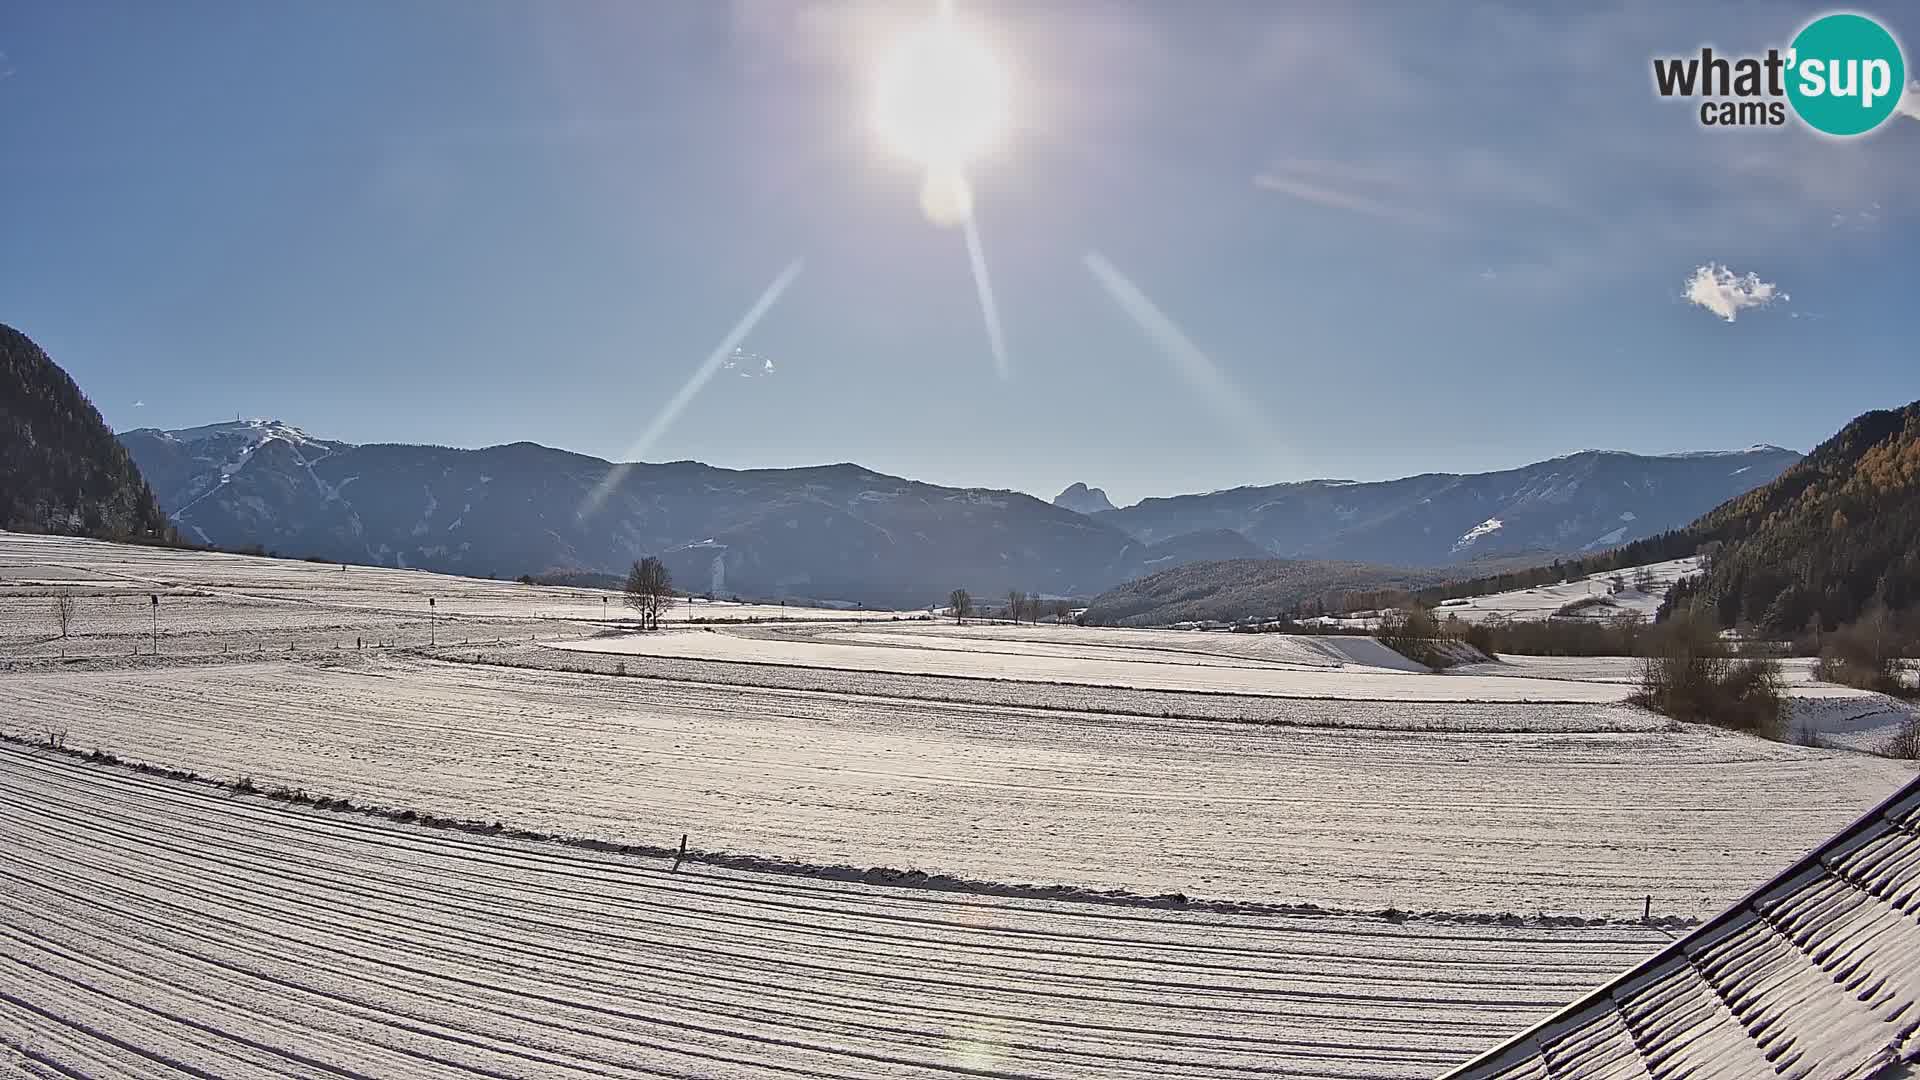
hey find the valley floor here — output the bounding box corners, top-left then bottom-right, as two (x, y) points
(2, 651), (1907, 917)
(1, 531), (1914, 1078)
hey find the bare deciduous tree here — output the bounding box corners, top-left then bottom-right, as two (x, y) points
(1006, 590), (1027, 624)
(51, 592), (75, 639)
(624, 556), (675, 631)
(949, 589), (972, 624)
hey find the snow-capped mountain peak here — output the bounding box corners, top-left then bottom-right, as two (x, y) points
(143, 418), (323, 449)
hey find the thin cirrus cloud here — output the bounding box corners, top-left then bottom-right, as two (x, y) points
(1251, 163), (1447, 230)
(1683, 263), (1786, 323)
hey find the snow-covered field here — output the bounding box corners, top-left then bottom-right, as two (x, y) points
(1449, 655), (1916, 753)
(552, 623), (1633, 703)
(2, 535), (1915, 1077)
(3, 652), (1909, 918)
(479, 644), (1675, 732)
(1307, 557), (1706, 632)
(0, 532), (921, 663)
(1428, 557), (1703, 624)
(0, 744), (1675, 1079)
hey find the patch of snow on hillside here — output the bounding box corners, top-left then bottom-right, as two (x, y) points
(1423, 556), (1702, 625)
(1453, 517), (1504, 552)
(411, 486), (439, 536)
(1583, 527), (1629, 550)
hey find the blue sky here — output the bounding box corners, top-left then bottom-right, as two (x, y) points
(3, 1), (1917, 505)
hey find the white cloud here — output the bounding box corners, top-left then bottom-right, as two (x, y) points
(1683, 263), (1786, 322)
(131, 400), (145, 408)
(1898, 80), (1920, 122)
(720, 347), (775, 378)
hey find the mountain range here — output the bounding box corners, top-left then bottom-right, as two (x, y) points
(1089, 446), (1802, 566)
(117, 420), (1266, 606)
(116, 417), (1799, 607)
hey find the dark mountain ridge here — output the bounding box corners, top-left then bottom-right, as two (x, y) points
(119, 421), (1247, 607)
(118, 417), (1800, 610)
(1, 324), (172, 542)
(1095, 446), (1801, 566)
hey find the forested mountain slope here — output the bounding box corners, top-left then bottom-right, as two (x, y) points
(0, 324), (171, 541)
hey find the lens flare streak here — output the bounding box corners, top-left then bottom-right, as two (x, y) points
(963, 214), (1010, 380)
(1083, 251), (1274, 450)
(581, 259), (805, 517)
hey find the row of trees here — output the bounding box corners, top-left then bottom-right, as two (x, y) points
(944, 588), (1074, 624)
(1004, 590), (1074, 624)
(617, 563), (1078, 631)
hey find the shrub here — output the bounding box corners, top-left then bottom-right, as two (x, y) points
(1813, 610), (1912, 695)
(1375, 607), (1461, 670)
(1455, 618), (1499, 657)
(1467, 615), (1645, 658)
(1631, 614), (1787, 737)
(1554, 596), (1616, 617)
(1883, 714), (1920, 760)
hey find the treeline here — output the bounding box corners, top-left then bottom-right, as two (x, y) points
(1371, 607), (1652, 661)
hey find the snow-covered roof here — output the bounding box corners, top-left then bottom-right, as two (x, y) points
(1443, 773), (1920, 1079)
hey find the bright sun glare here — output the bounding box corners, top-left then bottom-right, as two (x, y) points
(873, 10), (1010, 226)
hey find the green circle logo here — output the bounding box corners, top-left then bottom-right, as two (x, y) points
(1786, 13), (1906, 136)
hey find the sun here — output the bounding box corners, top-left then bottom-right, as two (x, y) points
(872, 13), (1011, 175)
